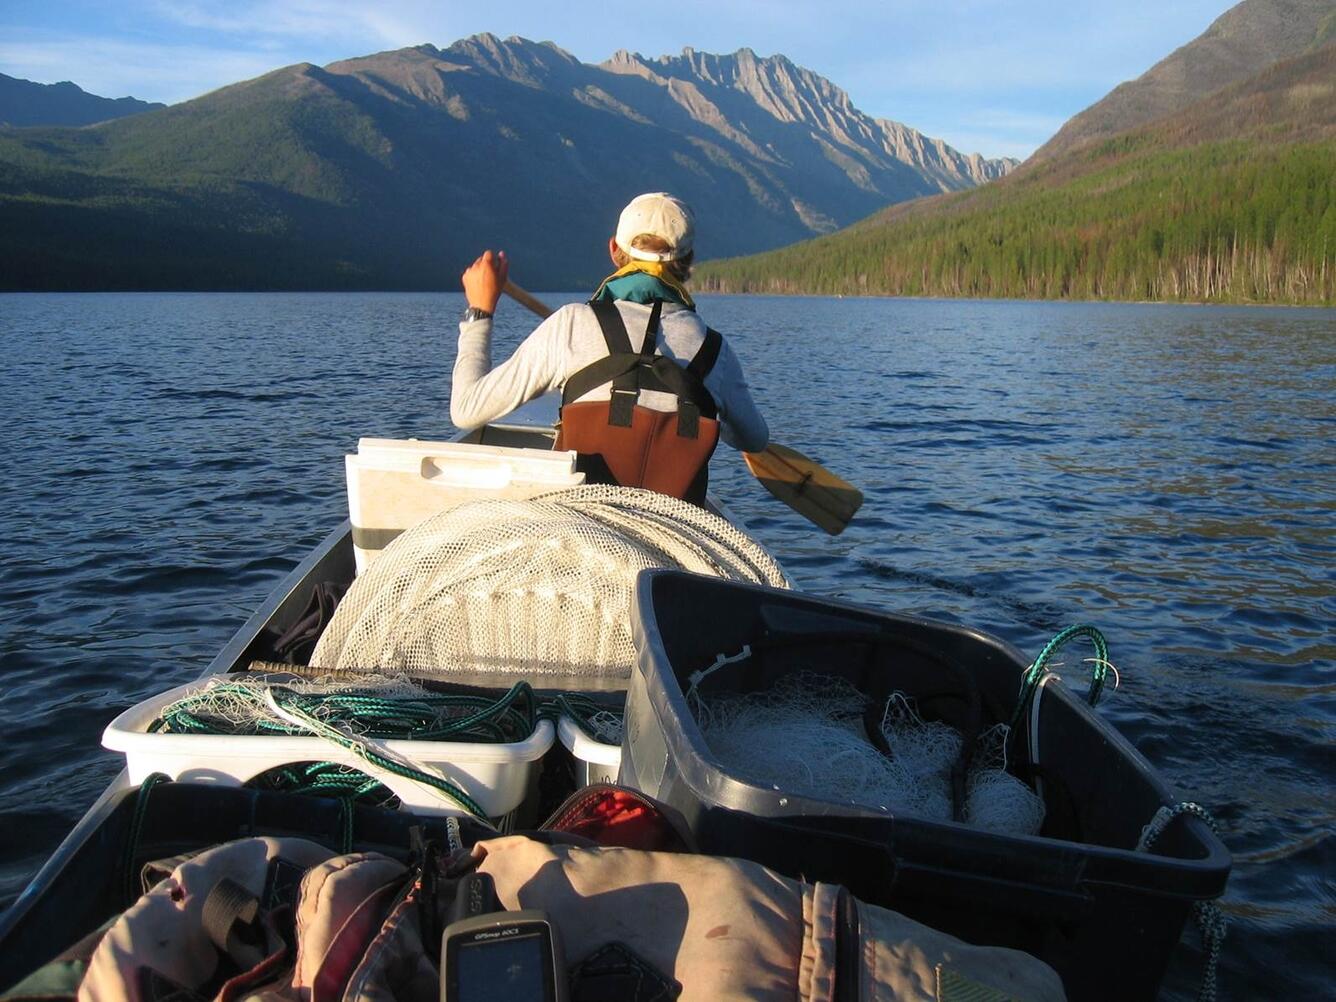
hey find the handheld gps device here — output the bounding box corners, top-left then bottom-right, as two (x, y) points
(441, 908), (568, 1002)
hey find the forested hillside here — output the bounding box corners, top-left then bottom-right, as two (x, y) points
(0, 38), (1013, 291)
(696, 45), (1336, 306)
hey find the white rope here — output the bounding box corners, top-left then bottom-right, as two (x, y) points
(259, 688), (495, 823)
(1027, 673), (1060, 801)
(1085, 657), (1121, 690)
(685, 646), (753, 724)
(694, 672), (1045, 834)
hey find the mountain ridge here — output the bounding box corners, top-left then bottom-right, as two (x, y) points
(1033, 0), (1336, 160)
(0, 73), (163, 127)
(0, 36), (1015, 290)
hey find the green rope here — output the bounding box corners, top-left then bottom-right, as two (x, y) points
(151, 676), (624, 745)
(249, 762), (395, 805)
(539, 693), (624, 743)
(1137, 802), (1228, 1002)
(146, 678), (626, 821)
(123, 772), (170, 906)
(150, 680), (537, 745)
(257, 689), (492, 819)
(1009, 624), (1110, 733)
(149, 680), (525, 819)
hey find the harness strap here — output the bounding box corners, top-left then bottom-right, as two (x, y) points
(591, 300), (660, 427)
(591, 300), (637, 427)
(688, 328), (723, 381)
(562, 300), (723, 436)
(589, 299), (634, 354)
(678, 326), (721, 438)
(640, 299), (663, 357)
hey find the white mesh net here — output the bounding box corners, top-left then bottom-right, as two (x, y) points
(310, 485), (790, 680)
(695, 672), (1046, 835)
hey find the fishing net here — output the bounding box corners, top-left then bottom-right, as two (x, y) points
(310, 485), (790, 681)
(693, 671), (1045, 836)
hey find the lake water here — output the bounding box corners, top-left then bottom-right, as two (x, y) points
(0, 292), (1331, 997)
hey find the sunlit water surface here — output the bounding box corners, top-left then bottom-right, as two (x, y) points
(1, 292), (1331, 997)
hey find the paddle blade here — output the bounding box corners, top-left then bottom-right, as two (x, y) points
(743, 444), (863, 535)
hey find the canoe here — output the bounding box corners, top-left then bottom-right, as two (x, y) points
(0, 406), (1229, 1000)
(0, 402), (769, 981)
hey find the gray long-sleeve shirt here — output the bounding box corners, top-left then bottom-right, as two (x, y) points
(451, 300), (769, 452)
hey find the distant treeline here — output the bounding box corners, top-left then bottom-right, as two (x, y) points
(696, 138), (1336, 306)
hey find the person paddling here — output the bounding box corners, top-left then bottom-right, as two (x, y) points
(451, 192), (768, 503)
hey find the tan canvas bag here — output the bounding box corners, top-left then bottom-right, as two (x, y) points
(470, 835), (1066, 1002)
(78, 838), (407, 1002)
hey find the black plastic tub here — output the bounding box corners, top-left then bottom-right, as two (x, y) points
(622, 570), (1230, 1001)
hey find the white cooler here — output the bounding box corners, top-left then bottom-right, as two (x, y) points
(346, 438), (584, 573)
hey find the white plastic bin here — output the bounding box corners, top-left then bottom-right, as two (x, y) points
(103, 678), (554, 820)
(557, 715), (622, 787)
(346, 438), (584, 573)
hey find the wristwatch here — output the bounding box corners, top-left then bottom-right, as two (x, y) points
(462, 305), (493, 323)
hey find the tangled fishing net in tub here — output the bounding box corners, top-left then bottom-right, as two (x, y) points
(688, 654), (1046, 836)
(310, 485), (790, 681)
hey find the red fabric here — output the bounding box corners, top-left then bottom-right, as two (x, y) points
(545, 786), (692, 853)
(310, 882), (403, 1002)
(556, 401), (718, 501)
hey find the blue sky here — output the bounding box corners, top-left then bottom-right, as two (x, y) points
(0, 1), (1234, 159)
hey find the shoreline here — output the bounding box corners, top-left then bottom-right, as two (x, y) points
(2, 288), (1334, 310)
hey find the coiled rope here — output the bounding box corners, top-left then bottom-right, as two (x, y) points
(1137, 802), (1228, 1002)
(1008, 624), (1111, 735)
(148, 676), (624, 819)
(150, 679), (539, 744)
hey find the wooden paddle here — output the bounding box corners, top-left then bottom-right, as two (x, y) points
(501, 279), (864, 534)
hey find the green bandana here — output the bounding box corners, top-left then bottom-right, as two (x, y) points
(589, 261), (696, 309)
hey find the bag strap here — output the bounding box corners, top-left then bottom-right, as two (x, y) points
(640, 299), (664, 357)
(202, 877), (268, 969)
(674, 326), (720, 438)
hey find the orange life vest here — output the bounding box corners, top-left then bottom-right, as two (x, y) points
(554, 299), (722, 503)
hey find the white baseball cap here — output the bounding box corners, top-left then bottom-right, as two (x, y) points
(614, 192), (695, 262)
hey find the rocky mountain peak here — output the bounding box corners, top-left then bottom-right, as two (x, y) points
(0, 35), (1020, 290)
(613, 45), (857, 129)
(445, 33), (580, 87)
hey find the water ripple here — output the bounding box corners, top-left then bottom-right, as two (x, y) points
(1, 292), (1332, 1000)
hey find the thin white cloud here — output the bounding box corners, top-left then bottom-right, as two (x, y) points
(149, 0), (448, 50)
(954, 109), (1069, 135)
(0, 33), (287, 103)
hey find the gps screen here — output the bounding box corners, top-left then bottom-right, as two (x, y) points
(456, 931), (548, 1001)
